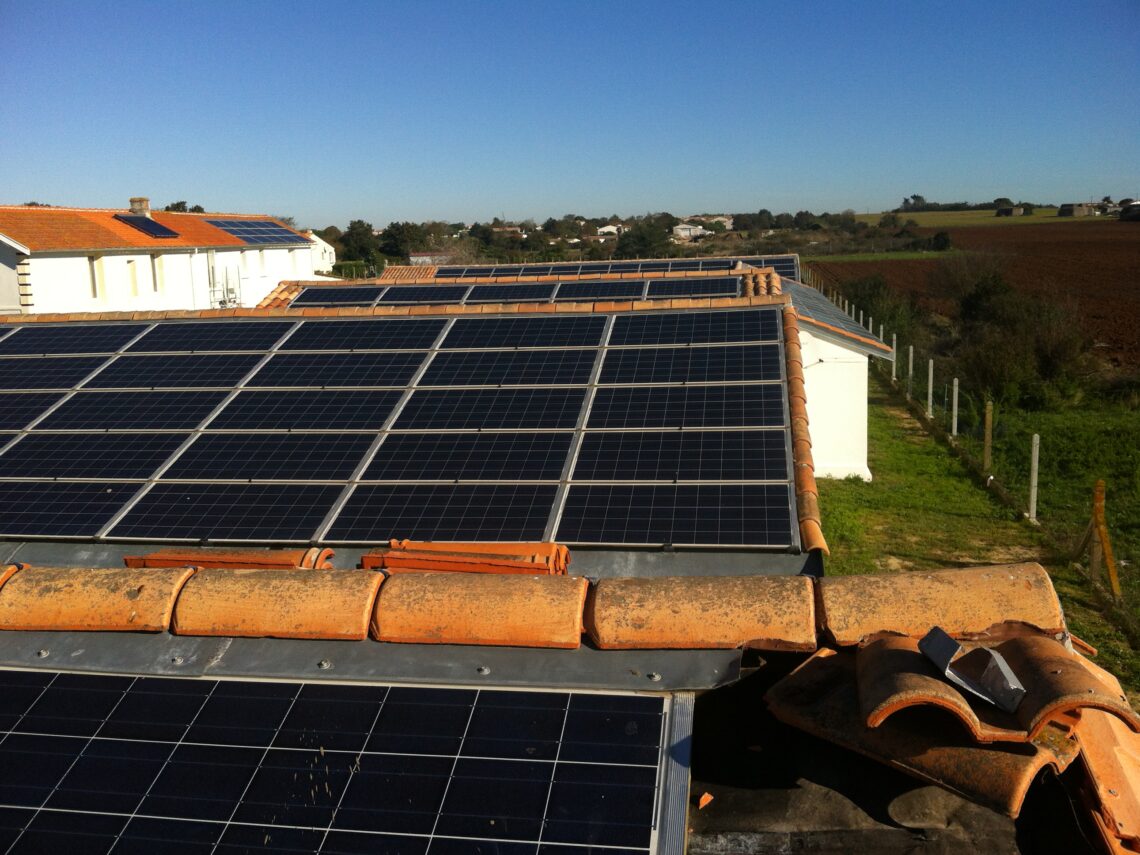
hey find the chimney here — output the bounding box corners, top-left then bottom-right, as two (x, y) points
(129, 197), (150, 217)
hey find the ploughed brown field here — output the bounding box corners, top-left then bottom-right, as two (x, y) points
(810, 221), (1140, 368)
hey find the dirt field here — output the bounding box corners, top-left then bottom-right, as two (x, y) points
(810, 221), (1140, 368)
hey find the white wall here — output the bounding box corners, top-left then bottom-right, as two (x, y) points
(23, 245), (317, 313)
(0, 245), (20, 313)
(798, 329), (872, 480)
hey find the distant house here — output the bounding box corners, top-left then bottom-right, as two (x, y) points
(0, 198), (319, 313)
(995, 207), (1024, 217)
(303, 230), (337, 272)
(596, 224), (625, 236)
(1058, 203), (1095, 217)
(672, 222), (710, 240)
(688, 215), (734, 230)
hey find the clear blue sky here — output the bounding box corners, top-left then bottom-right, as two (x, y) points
(2, 0), (1137, 228)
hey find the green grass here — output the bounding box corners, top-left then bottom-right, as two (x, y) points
(802, 250), (960, 263)
(818, 374), (1140, 699)
(853, 209), (1105, 228)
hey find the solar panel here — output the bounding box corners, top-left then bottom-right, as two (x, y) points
(588, 385), (786, 428)
(378, 286), (470, 304)
(442, 316), (606, 349)
(466, 283), (555, 303)
(421, 349), (597, 387)
(0, 393), (65, 429)
(599, 344), (782, 384)
(249, 352), (426, 387)
(326, 484), (557, 541)
(109, 483), (343, 540)
(0, 672), (667, 853)
(0, 324), (147, 355)
(208, 390), (402, 430)
(555, 281), (645, 301)
(784, 280), (879, 341)
(205, 219), (306, 245)
(557, 484), (794, 545)
(113, 213), (179, 238)
(34, 391), (229, 430)
(395, 388), (586, 430)
(610, 309), (779, 346)
(0, 481), (138, 536)
(0, 357), (104, 390)
(282, 319), (446, 351)
(127, 321), (294, 352)
(434, 266), (464, 277)
(646, 277), (740, 298)
(574, 430), (789, 481)
(362, 432), (573, 481)
(163, 433), (375, 480)
(87, 354), (262, 388)
(290, 286), (385, 306)
(0, 433), (188, 479)
(518, 265), (552, 276)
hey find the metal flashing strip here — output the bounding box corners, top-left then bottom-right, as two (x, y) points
(657, 691), (695, 855)
(0, 631), (743, 692)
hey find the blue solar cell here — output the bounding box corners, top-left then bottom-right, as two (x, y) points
(290, 287), (385, 306)
(113, 214), (179, 238)
(205, 219), (307, 245)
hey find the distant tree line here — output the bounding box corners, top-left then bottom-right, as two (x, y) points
(893, 195), (1046, 213)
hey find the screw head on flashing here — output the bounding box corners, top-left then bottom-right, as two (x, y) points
(317, 659), (333, 670)
(647, 672), (662, 682)
(170, 655), (185, 666)
(35, 648), (49, 659)
(476, 666), (491, 676)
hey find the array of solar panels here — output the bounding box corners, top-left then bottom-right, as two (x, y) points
(0, 309), (795, 547)
(112, 214), (179, 240)
(205, 219), (308, 245)
(433, 255), (800, 280)
(291, 277), (741, 307)
(782, 281), (886, 344)
(0, 669), (670, 853)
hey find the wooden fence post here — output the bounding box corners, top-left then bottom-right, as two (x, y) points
(983, 401), (993, 473)
(1028, 434), (1040, 522)
(1093, 480), (1122, 599)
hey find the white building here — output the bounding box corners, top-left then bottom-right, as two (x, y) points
(672, 222), (710, 240)
(303, 230), (337, 273)
(0, 198), (320, 313)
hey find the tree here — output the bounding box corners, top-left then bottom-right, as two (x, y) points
(773, 212), (794, 229)
(377, 221), (428, 259)
(793, 211), (817, 230)
(272, 215), (297, 229)
(993, 197), (1014, 209)
(339, 219), (381, 262)
(879, 213), (900, 228)
(613, 220), (669, 259)
(163, 201), (205, 213)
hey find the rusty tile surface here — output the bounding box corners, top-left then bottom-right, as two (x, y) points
(1073, 708), (1140, 852)
(819, 563), (1065, 646)
(765, 648), (1080, 817)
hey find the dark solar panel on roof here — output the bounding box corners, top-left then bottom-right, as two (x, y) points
(87, 354), (263, 388)
(466, 283), (555, 303)
(599, 344), (782, 384)
(363, 432), (573, 481)
(326, 484), (557, 542)
(207, 389), (402, 430)
(0, 324), (147, 355)
(395, 388), (586, 430)
(34, 391), (229, 430)
(0, 356), (104, 390)
(784, 280), (882, 342)
(0, 393), (65, 429)
(290, 286), (385, 306)
(126, 321), (295, 353)
(610, 309), (779, 346)
(555, 280), (646, 301)
(588, 384), (785, 428)
(0, 433), (188, 479)
(0, 671), (666, 854)
(421, 349), (597, 386)
(205, 219), (307, 245)
(443, 316), (606, 349)
(249, 352), (426, 387)
(163, 433), (375, 481)
(646, 277), (740, 298)
(573, 430), (789, 481)
(0, 481), (138, 537)
(109, 483), (343, 540)
(557, 484), (794, 546)
(377, 285), (470, 304)
(112, 213), (179, 238)
(282, 318), (446, 351)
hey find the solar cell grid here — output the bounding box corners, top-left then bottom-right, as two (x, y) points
(599, 344), (782, 384)
(784, 280), (877, 340)
(555, 280), (646, 301)
(0, 673), (666, 853)
(34, 390), (229, 430)
(557, 484), (794, 545)
(442, 316), (605, 349)
(327, 484), (557, 542)
(87, 354), (262, 388)
(0, 324), (147, 355)
(249, 352), (427, 387)
(112, 214), (179, 238)
(0, 433), (188, 479)
(109, 483), (343, 540)
(0, 481), (138, 537)
(0, 393), (50, 431)
(610, 309), (779, 346)
(208, 389), (402, 430)
(465, 283), (555, 303)
(163, 433), (375, 480)
(282, 318), (446, 351)
(588, 384), (785, 428)
(363, 432), (573, 481)
(395, 388), (586, 430)
(421, 349), (597, 386)
(290, 286), (385, 306)
(0, 357), (104, 390)
(573, 430), (789, 481)
(646, 277), (740, 298)
(378, 285), (470, 304)
(205, 219), (305, 245)
(126, 321), (295, 352)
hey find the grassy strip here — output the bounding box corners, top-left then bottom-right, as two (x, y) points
(852, 209), (1106, 228)
(818, 374), (1140, 699)
(802, 250), (957, 263)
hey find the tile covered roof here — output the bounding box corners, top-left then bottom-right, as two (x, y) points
(0, 204), (310, 252)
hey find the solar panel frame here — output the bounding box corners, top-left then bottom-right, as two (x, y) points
(0, 433), (189, 480)
(377, 285), (470, 304)
(0, 481), (140, 537)
(646, 277), (740, 298)
(465, 283), (556, 303)
(554, 280), (646, 301)
(205, 219), (308, 245)
(610, 309), (780, 346)
(420, 349), (598, 387)
(86, 354), (263, 389)
(587, 384), (786, 429)
(394, 388), (587, 430)
(362, 432), (574, 481)
(442, 316), (606, 350)
(33, 390), (230, 430)
(247, 352), (427, 388)
(126, 321), (295, 353)
(0, 356), (106, 391)
(206, 389), (403, 430)
(572, 430), (790, 481)
(289, 286), (385, 307)
(598, 344), (783, 384)
(0, 393), (66, 430)
(0, 324), (149, 355)
(161, 433), (376, 481)
(281, 319), (447, 351)
(112, 213), (180, 238)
